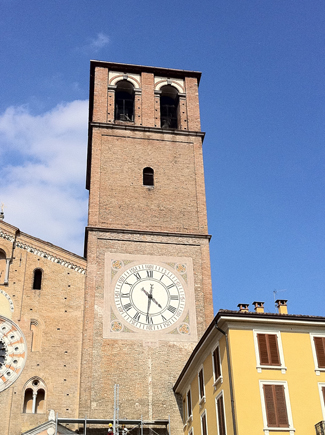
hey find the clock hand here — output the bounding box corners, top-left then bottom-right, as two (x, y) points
(151, 297), (162, 309)
(146, 284), (154, 316)
(141, 287), (149, 297)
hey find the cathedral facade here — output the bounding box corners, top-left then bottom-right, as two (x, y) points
(0, 61), (213, 435)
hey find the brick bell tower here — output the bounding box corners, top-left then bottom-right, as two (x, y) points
(80, 61), (213, 433)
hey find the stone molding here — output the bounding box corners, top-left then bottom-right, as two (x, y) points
(0, 230), (14, 243)
(0, 230), (86, 274)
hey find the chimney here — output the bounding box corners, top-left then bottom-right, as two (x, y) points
(276, 299), (288, 315)
(252, 301), (264, 313)
(237, 303), (249, 313)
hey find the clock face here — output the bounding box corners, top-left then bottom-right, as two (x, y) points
(0, 316), (27, 392)
(114, 263), (186, 331)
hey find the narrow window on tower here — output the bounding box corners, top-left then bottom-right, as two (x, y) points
(160, 85), (179, 129)
(0, 249), (6, 282)
(143, 167), (154, 187)
(115, 80), (135, 122)
(32, 269), (43, 290)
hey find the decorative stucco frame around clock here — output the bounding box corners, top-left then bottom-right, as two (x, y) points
(103, 253), (197, 342)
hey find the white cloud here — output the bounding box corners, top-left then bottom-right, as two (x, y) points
(82, 32), (110, 53)
(0, 100), (89, 256)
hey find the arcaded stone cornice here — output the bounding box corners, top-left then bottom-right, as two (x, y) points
(0, 230), (86, 274)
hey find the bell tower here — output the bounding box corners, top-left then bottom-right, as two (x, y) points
(80, 61), (213, 433)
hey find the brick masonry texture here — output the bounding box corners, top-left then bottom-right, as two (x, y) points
(81, 63), (213, 435)
(0, 62), (213, 435)
(0, 221), (86, 434)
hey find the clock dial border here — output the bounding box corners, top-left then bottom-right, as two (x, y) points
(114, 263), (186, 330)
(0, 316), (27, 392)
(104, 253), (197, 342)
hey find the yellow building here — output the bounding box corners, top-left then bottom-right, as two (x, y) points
(174, 300), (325, 435)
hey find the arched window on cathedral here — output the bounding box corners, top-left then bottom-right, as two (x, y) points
(143, 167), (154, 187)
(160, 85), (179, 129)
(23, 379), (46, 414)
(0, 249), (7, 283)
(30, 320), (41, 352)
(35, 389), (45, 413)
(23, 388), (33, 413)
(32, 269), (42, 290)
(115, 80), (135, 122)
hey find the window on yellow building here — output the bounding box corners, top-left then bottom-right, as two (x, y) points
(182, 398), (186, 424)
(260, 381), (293, 430)
(212, 345), (222, 385)
(254, 330), (286, 372)
(318, 383), (325, 419)
(198, 368), (205, 402)
(216, 392), (226, 435)
(314, 336), (325, 368)
(263, 384), (288, 427)
(200, 411), (208, 435)
(257, 333), (280, 365)
(186, 388), (192, 421)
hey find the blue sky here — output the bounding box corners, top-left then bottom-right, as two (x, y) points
(1, 0), (325, 316)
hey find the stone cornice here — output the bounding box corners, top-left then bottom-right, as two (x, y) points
(0, 230), (14, 243)
(89, 121), (206, 139)
(0, 230), (86, 274)
(86, 226), (212, 240)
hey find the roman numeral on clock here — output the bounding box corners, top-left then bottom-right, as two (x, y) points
(123, 303), (132, 311)
(167, 284), (175, 290)
(134, 272), (141, 280)
(167, 305), (176, 313)
(170, 295), (179, 300)
(147, 270), (153, 278)
(146, 315), (153, 324)
(121, 293), (130, 298)
(133, 311), (141, 321)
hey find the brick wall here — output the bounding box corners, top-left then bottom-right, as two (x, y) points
(0, 222), (86, 434)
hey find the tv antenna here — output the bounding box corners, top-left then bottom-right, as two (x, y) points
(273, 289), (287, 312)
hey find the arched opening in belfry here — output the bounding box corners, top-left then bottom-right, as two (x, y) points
(160, 85), (179, 129)
(115, 80), (135, 122)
